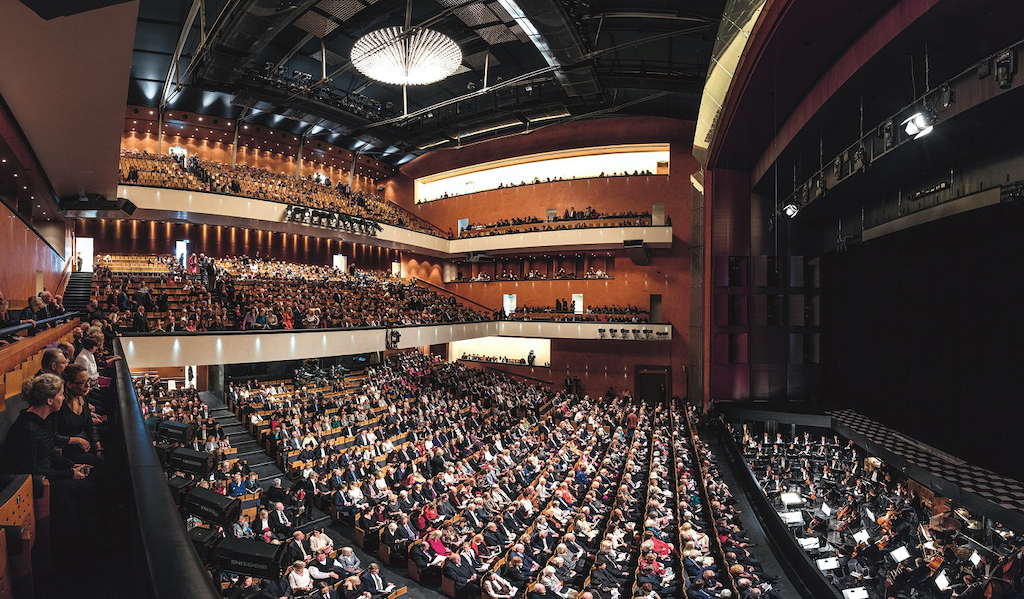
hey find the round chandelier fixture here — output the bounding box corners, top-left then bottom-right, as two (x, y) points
(351, 26), (462, 86)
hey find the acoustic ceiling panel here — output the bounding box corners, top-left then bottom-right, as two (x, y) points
(311, 48), (347, 66)
(463, 50), (500, 70)
(453, 3), (499, 27)
(486, 1), (513, 23)
(475, 24), (518, 45)
(509, 23), (531, 43)
(316, 0), (365, 21)
(294, 11), (339, 37)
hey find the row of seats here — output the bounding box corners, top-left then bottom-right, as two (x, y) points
(119, 151), (445, 237)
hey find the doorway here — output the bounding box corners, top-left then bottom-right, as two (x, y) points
(635, 366), (670, 406)
(77, 237), (95, 272)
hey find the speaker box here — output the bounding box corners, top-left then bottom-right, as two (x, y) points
(183, 487), (241, 527)
(154, 442), (175, 466)
(168, 475), (193, 507)
(118, 198), (137, 216)
(157, 420), (196, 444)
(188, 525), (219, 564)
(213, 536), (289, 580)
(168, 447), (215, 477)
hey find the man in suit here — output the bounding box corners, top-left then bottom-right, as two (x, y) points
(443, 553), (480, 599)
(133, 305), (150, 332)
(271, 502), (294, 536)
(532, 529), (555, 562)
(313, 580), (341, 599)
(361, 563), (396, 598)
(334, 486), (357, 518)
(288, 530), (312, 563)
(251, 508), (276, 541)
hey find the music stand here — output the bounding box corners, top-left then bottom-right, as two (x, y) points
(889, 546), (911, 563)
(853, 530), (870, 544)
(816, 557), (840, 571)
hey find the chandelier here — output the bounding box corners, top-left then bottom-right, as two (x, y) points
(351, 26), (462, 86)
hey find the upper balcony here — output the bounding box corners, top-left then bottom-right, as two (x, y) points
(110, 184), (673, 258)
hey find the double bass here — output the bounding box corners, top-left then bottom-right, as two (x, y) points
(983, 550), (1022, 598)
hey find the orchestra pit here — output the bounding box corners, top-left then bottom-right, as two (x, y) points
(2, 0), (1024, 598)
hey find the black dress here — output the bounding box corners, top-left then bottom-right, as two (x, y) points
(57, 398), (102, 466)
(1, 410), (102, 541)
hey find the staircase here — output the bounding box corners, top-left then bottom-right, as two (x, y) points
(198, 391), (338, 534)
(63, 271), (94, 314)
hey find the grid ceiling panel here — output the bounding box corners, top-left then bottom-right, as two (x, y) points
(486, 1), (513, 23)
(316, 0), (365, 21)
(294, 11), (340, 37)
(508, 23), (531, 43)
(311, 48), (348, 66)
(476, 23), (518, 44)
(453, 3), (499, 27)
(463, 50), (500, 70)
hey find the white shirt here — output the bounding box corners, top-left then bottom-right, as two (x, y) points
(76, 348), (99, 380)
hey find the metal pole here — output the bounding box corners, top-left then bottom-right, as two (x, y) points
(232, 120), (239, 167)
(483, 52), (489, 88)
(403, 85), (408, 116)
(157, 108), (164, 155)
(321, 38), (327, 81)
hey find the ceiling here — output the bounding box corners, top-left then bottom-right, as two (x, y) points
(128, 0), (727, 167)
(0, 0), (139, 211)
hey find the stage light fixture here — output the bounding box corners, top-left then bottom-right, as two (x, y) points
(902, 110), (936, 139)
(995, 50), (1017, 89)
(782, 203), (800, 218)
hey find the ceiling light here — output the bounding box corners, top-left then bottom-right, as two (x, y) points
(351, 26), (462, 86)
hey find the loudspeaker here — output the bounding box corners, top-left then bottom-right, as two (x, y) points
(623, 240), (650, 265)
(189, 525), (219, 564)
(183, 487), (241, 527)
(119, 198), (137, 216)
(213, 536), (289, 580)
(168, 447), (215, 477)
(168, 475), (193, 507)
(154, 442), (175, 466)
(157, 420), (196, 444)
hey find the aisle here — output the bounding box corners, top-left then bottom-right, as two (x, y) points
(698, 423), (803, 599)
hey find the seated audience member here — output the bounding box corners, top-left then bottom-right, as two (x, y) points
(341, 575), (372, 599)
(444, 552), (482, 599)
(58, 364), (104, 466)
(337, 546), (362, 577)
(483, 571), (517, 599)
(360, 563), (395, 598)
(288, 560), (315, 596)
(1, 374), (99, 543)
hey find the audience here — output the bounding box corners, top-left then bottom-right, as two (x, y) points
(90, 254), (489, 332)
(119, 150), (444, 237)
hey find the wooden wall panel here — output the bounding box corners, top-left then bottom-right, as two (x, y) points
(76, 219), (401, 272)
(0, 202), (67, 304)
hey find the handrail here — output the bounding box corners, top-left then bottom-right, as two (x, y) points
(0, 311), (81, 338)
(410, 277), (497, 312)
(112, 337), (220, 599)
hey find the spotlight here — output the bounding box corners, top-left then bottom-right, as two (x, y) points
(782, 203), (800, 218)
(598, 328), (607, 339)
(902, 110), (936, 139)
(609, 328), (618, 338)
(996, 50), (1017, 89)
